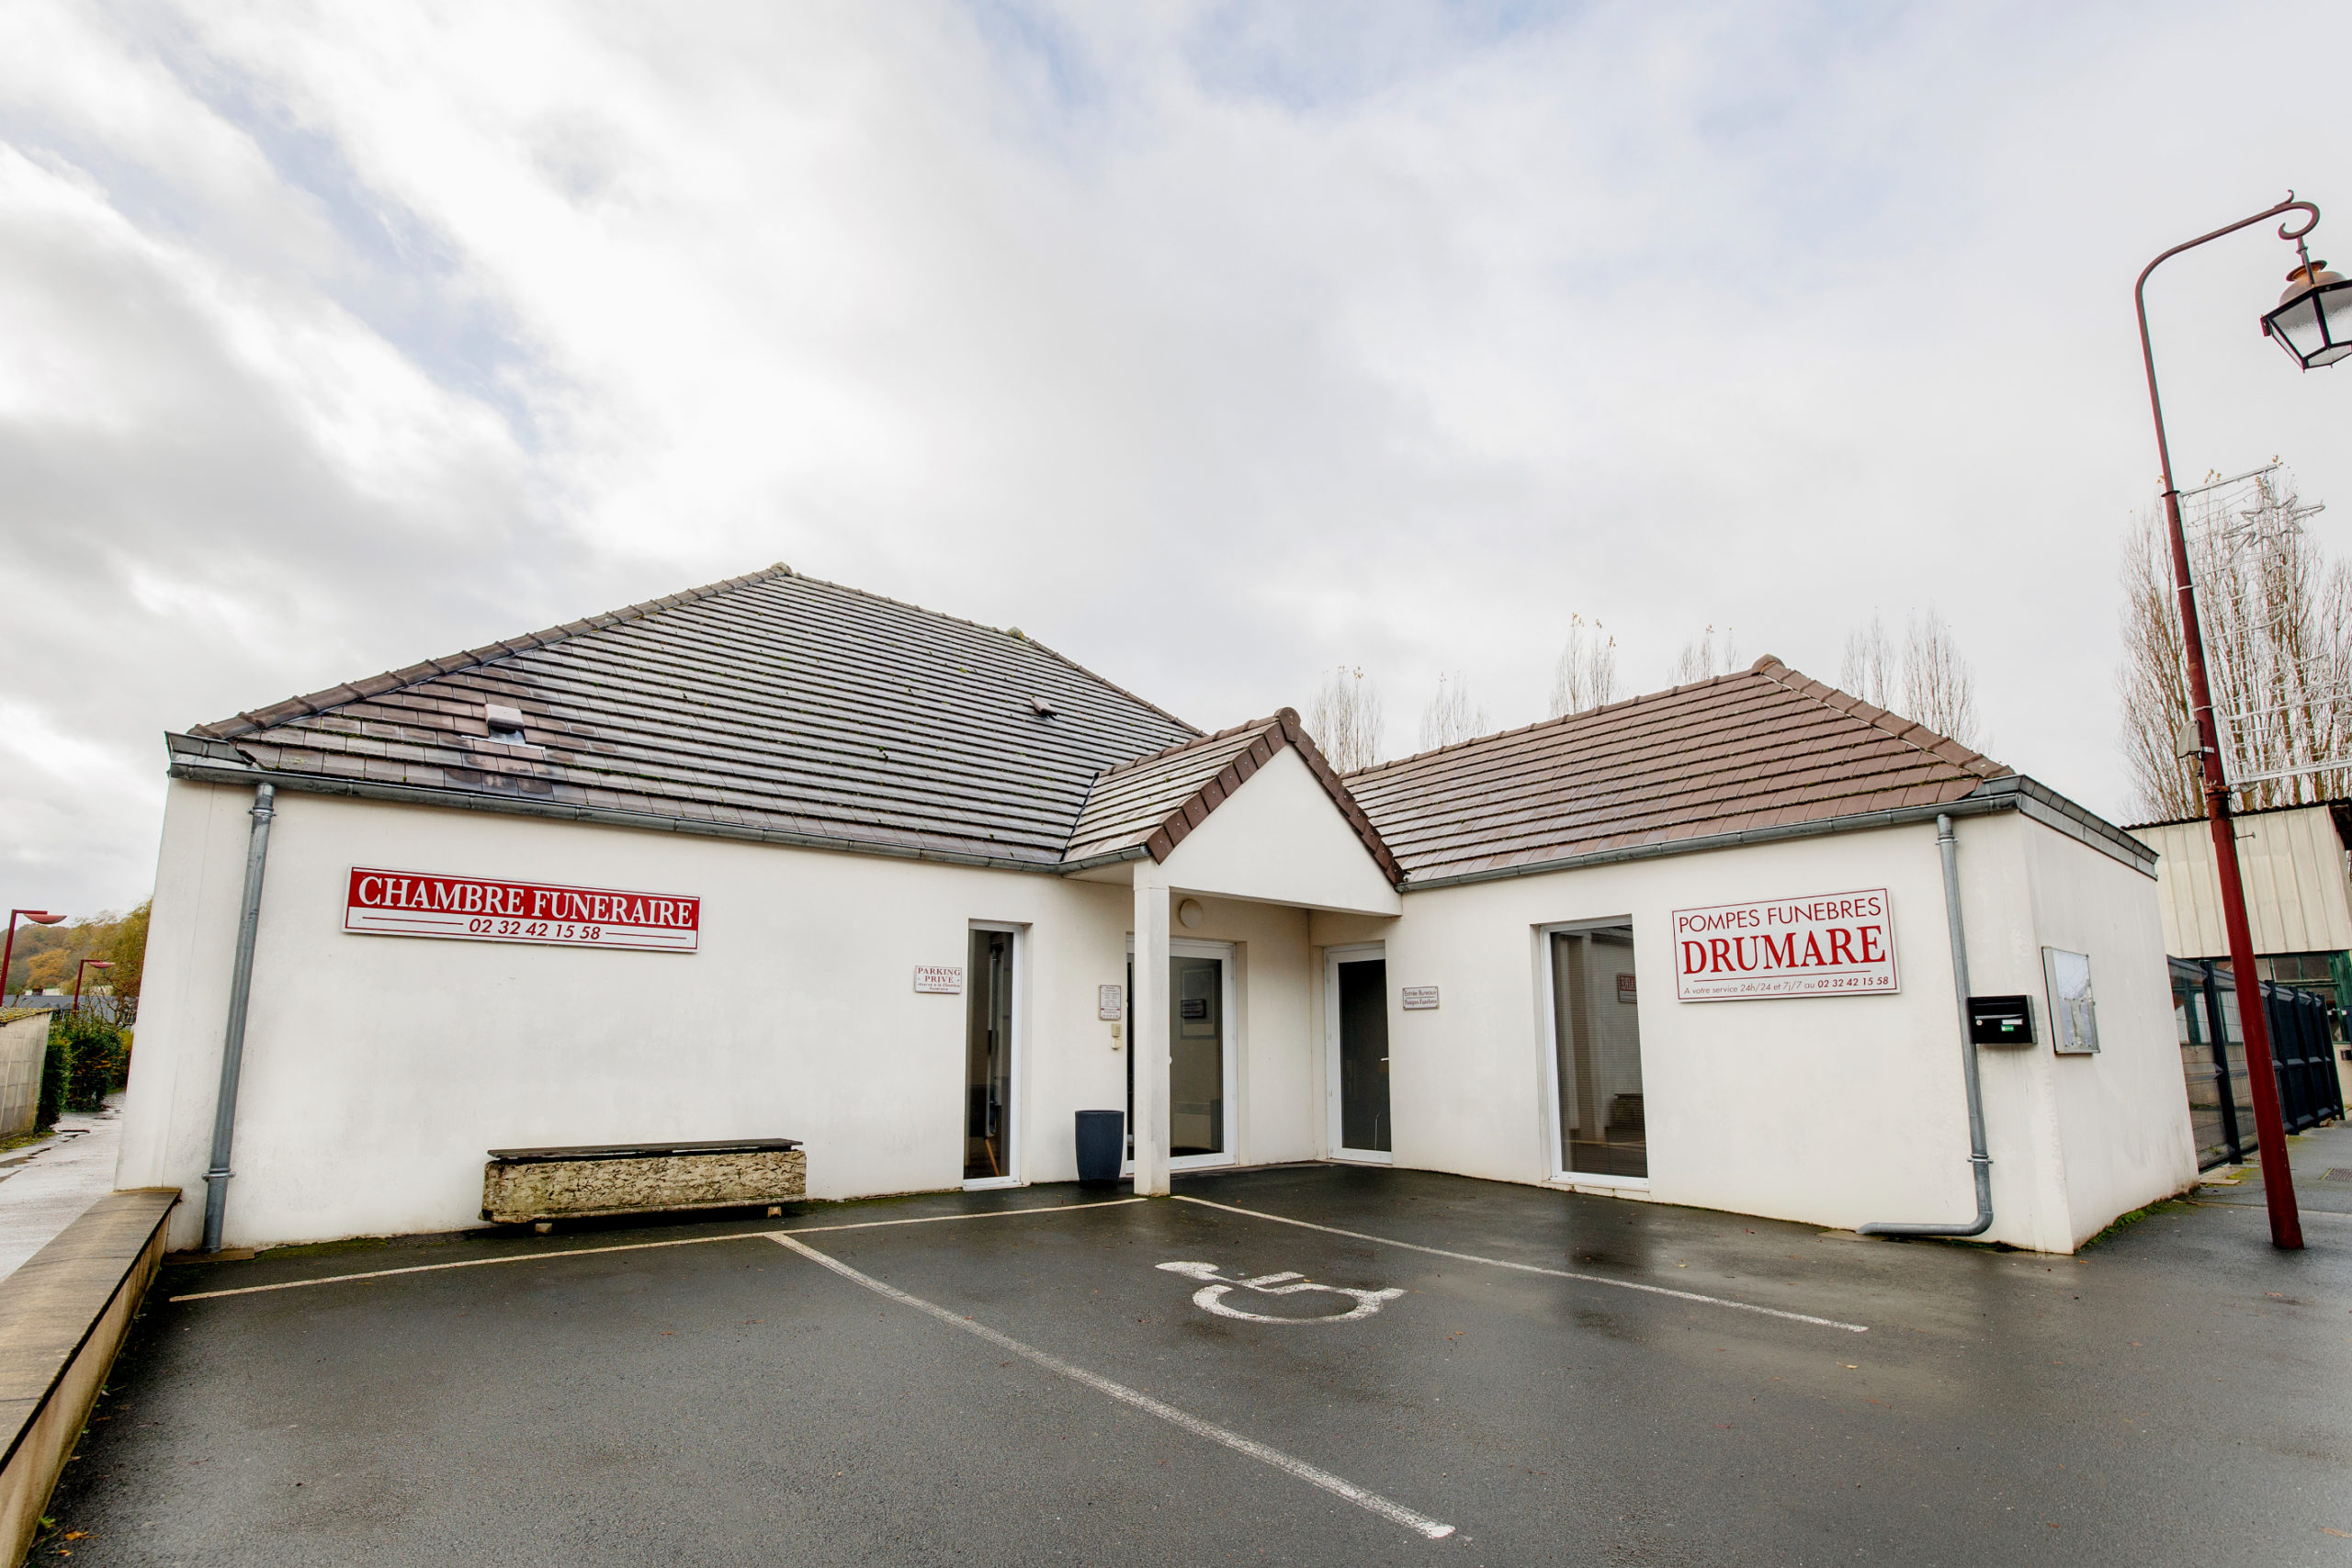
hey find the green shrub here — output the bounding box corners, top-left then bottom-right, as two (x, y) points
(36, 1025), (66, 1129)
(43, 1013), (127, 1116)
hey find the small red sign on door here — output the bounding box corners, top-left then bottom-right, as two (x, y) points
(344, 867), (699, 953)
(1616, 973), (1637, 1004)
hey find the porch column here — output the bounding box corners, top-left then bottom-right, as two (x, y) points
(1132, 867), (1172, 1197)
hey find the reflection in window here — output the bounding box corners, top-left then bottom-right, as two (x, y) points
(1553, 924), (1645, 1179)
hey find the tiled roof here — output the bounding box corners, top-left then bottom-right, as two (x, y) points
(1345, 656), (2013, 885)
(175, 566), (1198, 868)
(1064, 710), (1404, 883)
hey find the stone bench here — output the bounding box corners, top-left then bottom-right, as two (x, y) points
(0, 1189), (178, 1567)
(481, 1138), (805, 1224)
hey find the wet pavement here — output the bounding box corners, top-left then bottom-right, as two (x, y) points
(0, 1095), (123, 1283)
(40, 1135), (2352, 1565)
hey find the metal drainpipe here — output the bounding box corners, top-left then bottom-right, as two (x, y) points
(1860, 813), (1994, 1238)
(201, 782), (277, 1252)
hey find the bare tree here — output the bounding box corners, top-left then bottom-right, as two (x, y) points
(1840, 615), (1898, 708)
(1417, 672), (1490, 751)
(2120, 468), (2352, 818)
(1302, 665), (1386, 773)
(1901, 611), (1981, 747)
(1669, 625), (1739, 685)
(1837, 609), (1982, 748)
(1548, 615), (1622, 718)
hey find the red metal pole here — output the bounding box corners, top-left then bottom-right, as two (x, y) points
(2, 909), (61, 1010)
(2134, 197), (2319, 1249)
(73, 959), (110, 1013)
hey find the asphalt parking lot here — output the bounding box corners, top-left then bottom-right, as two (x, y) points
(39, 1134), (2352, 1566)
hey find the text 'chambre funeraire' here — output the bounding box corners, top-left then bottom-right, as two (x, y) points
(345, 870), (701, 930)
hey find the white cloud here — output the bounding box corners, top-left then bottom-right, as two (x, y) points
(3, 0), (2349, 914)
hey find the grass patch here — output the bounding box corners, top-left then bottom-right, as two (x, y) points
(2082, 1198), (2188, 1251)
(0, 1125), (56, 1156)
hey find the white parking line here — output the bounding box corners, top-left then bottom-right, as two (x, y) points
(167, 1198), (1147, 1303)
(1174, 1195), (1870, 1334)
(769, 1232), (1455, 1540)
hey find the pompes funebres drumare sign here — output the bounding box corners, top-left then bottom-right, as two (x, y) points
(344, 868), (700, 953)
(1671, 888), (1895, 1001)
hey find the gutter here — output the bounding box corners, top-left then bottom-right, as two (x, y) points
(1399, 775), (2154, 892)
(1860, 812), (1994, 1238)
(201, 783), (276, 1252)
(166, 750), (1076, 879)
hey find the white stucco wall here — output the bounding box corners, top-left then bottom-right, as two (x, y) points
(1312, 812), (2195, 1252)
(120, 783), (1162, 1250)
(123, 774), (2188, 1256)
(1129, 892), (1318, 1169)
(2016, 818), (2202, 1244)
(1159, 748), (1400, 916)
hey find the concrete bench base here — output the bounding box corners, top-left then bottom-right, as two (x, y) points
(481, 1139), (804, 1224)
(0, 1188), (178, 1568)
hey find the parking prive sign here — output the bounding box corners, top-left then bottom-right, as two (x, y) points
(1670, 888), (1896, 1001)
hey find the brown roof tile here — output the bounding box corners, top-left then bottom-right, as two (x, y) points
(1345, 656), (2014, 883)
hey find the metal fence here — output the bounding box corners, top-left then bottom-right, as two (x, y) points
(2172, 958), (2346, 1168)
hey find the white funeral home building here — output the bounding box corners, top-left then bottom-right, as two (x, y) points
(119, 566), (2197, 1254)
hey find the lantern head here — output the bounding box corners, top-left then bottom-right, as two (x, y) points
(2262, 258), (2352, 368)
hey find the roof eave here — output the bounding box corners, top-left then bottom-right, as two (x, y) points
(164, 738), (1077, 877)
(1397, 775), (2154, 890)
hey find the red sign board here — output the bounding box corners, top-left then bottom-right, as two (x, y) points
(344, 867), (699, 953)
(1671, 888), (1895, 1001)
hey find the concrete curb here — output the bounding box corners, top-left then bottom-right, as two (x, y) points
(0, 1189), (178, 1567)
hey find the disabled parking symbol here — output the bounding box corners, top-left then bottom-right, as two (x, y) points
(1157, 1261), (1404, 1324)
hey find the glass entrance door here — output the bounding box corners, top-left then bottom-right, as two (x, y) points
(1328, 949), (1391, 1158)
(1550, 923), (1645, 1180)
(964, 927), (1016, 1184)
(1125, 942), (1237, 1168)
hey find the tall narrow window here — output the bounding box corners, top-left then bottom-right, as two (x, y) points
(1334, 956), (1390, 1155)
(1169, 954), (1226, 1157)
(1552, 924), (1645, 1179)
(964, 929), (1015, 1181)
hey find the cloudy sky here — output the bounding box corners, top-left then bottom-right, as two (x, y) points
(4, 2), (2349, 918)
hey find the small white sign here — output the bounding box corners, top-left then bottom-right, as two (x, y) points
(1401, 986), (1439, 1010)
(1672, 888), (1897, 1001)
(913, 965), (964, 995)
(1099, 984), (1124, 1021)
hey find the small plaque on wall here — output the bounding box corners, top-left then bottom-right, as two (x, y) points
(913, 965), (964, 995)
(1099, 984), (1124, 1021)
(1401, 986), (1439, 1010)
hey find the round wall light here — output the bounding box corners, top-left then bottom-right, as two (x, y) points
(1177, 898), (1205, 929)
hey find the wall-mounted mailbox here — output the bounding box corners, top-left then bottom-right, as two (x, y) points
(1968, 995), (2036, 1045)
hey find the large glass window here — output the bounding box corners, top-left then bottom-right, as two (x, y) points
(964, 928), (1015, 1181)
(1552, 924), (1645, 1179)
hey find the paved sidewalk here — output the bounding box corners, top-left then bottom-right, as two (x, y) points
(0, 1095), (124, 1283)
(2191, 1117), (2352, 1215)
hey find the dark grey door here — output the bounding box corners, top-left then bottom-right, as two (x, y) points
(1336, 957), (1390, 1154)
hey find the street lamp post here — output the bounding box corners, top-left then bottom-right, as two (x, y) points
(2134, 193), (2338, 1251)
(2, 909), (64, 1008)
(73, 959), (113, 1013)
